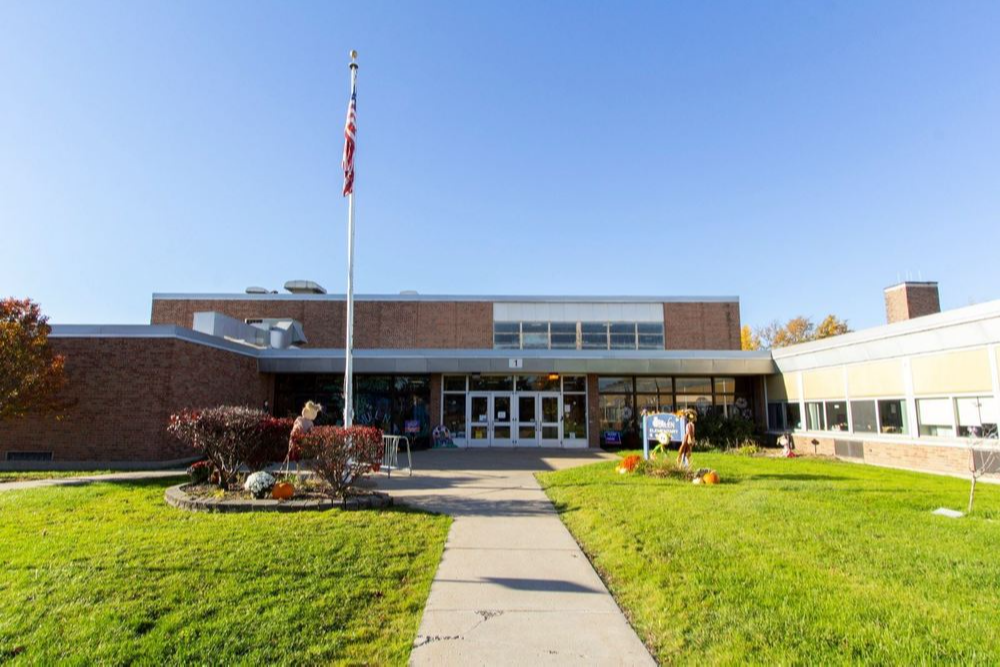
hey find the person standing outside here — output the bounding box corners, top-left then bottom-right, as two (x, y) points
(677, 410), (696, 468)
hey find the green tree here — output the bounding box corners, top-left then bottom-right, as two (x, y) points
(0, 298), (70, 420)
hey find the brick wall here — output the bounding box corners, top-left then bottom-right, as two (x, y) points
(884, 283), (941, 324)
(0, 337), (272, 464)
(789, 434), (972, 477)
(152, 299), (493, 349)
(663, 302), (740, 350)
(587, 374), (601, 448)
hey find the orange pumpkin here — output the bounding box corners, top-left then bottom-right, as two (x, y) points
(702, 471), (720, 485)
(272, 481), (295, 500)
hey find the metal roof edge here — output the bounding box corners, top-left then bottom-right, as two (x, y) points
(152, 293), (740, 304)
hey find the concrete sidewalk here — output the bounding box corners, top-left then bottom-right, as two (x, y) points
(375, 450), (655, 666)
(0, 470), (185, 493)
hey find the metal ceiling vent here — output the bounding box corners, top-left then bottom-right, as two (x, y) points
(245, 286), (270, 294)
(284, 280), (327, 295)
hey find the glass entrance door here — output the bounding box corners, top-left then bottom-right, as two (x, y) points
(517, 394), (540, 447)
(468, 393), (490, 448)
(539, 393), (562, 446)
(492, 394), (514, 447)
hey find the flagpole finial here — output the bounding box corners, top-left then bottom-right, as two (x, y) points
(349, 50), (358, 68)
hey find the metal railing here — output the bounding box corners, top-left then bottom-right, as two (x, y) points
(381, 435), (413, 478)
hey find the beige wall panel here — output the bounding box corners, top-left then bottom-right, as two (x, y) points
(802, 367), (844, 399)
(911, 348), (992, 395)
(846, 359), (905, 398)
(766, 372), (798, 401)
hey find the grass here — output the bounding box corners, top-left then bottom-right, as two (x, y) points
(0, 470), (115, 483)
(538, 452), (1000, 665)
(0, 480), (451, 665)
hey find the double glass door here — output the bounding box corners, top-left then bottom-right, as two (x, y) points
(468, 392), (561, 447)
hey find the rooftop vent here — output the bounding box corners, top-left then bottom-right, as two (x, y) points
(284, 280), (327, 295)
(399, 290), (419, 295)
(245, 286), (270, 295)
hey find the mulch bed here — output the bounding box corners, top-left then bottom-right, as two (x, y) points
(165, 483), (393, 513)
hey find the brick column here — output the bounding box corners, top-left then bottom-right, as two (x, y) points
(429, 374), (442, 429)
(587, 374), (601, 448)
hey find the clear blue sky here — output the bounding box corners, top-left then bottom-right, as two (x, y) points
(2, 1), (998, 332)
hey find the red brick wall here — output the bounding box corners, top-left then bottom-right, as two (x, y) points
(151, 299), (493, 349)
(0, 337), (272, 464)
(587, 374), (601, 448)
(791, 434), (971, 477)
(884, 283), (941, 324)
(663, 302), (740, 350)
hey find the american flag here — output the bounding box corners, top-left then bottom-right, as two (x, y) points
(342, 80), (357, 196)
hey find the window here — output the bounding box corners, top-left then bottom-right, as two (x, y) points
(598, 377), (633, 393)
(609, 322), (637, 350)
(917, 398), (954, 437)
(581, 322), (609, 349)
(521, 322), (549, 349)
(637, 323), (665, 349)
(636, 377), (671, 393)
(877, 399), (907, 435)
(550, 322), (577, 349)
(516, 375), (560, 392)
(563, 393), (587, 440)
(470, 375), (514, 391)
(599, 394), (633, 442)
(443, 376), (467, 392)
(443, 394), (466, 440)
(677, 394), (712, 415)
(786, 403), (803, 430)
(768, 403), (786, 431)
(714, 377), (737, 394)
(956, 396), (999, 438)
(850, 400), (877, 433)
(562, 376), (587, 392)
(676, 377), (712, 394)
(806, 402), (825, 430)
(493, 322), (520, 349)
(825, 401), (849, 431)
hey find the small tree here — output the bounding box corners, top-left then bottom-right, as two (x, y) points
(740, 325), (761, 351)
(168, 406), (271, 489)
(815, 314), (851, 340)
(0, 298), (70, 420)
(966, 426), (1000, 514)
(298, 426), (384, 498)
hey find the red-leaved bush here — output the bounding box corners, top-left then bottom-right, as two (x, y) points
(168, 406), (275, 489)
(247, 416), (295, 470)
(297, 425), (384, 498)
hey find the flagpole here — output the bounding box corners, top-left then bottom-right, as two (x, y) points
(344, 50), (358, 427)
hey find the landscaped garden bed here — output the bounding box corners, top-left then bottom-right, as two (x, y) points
(539, 451), (1000, 664)
(165, 482), (392, 513)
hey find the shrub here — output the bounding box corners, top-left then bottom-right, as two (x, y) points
(729, 440), (762, 456)
(297, 426), (384, 498)
(167, 406), (271, 490)
(186, 460), (214, 485)
(694, 412), (760, 451)
(247, 417), (295, 470)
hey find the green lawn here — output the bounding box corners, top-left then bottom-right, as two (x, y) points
(0, 470), (114, 483)
(0, 480), (450, 664)
(538, 453), (1000, 665)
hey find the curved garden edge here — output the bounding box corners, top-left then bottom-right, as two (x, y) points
(164, 483), (393, 513)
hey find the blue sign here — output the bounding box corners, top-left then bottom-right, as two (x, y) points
(404, 420), (421, 435)
(641, 413), (686, 460)
(603, 430), (622, 445)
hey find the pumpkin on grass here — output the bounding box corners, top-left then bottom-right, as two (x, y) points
(702, 470), (720, 485)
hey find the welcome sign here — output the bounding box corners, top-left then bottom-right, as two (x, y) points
(641, 413), (686, 459)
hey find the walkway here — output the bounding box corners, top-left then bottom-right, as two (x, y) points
(375, 449), (655, 666)
(0, 470), (184, 493)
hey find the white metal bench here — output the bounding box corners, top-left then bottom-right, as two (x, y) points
(381, 435), (413, 478)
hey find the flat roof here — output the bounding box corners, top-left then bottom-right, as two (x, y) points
(152, 293), (740, 304)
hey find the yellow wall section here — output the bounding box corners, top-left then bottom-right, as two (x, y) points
(766, 372), (798, 400)
(846, 359), (905, 398)
(911, 348), (992, 395)
(802, 367), (844, 399)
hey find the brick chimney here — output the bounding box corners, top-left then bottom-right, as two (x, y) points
(884, 281), (940, 324)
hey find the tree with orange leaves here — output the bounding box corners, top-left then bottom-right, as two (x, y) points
(0, 298), (70, 420)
